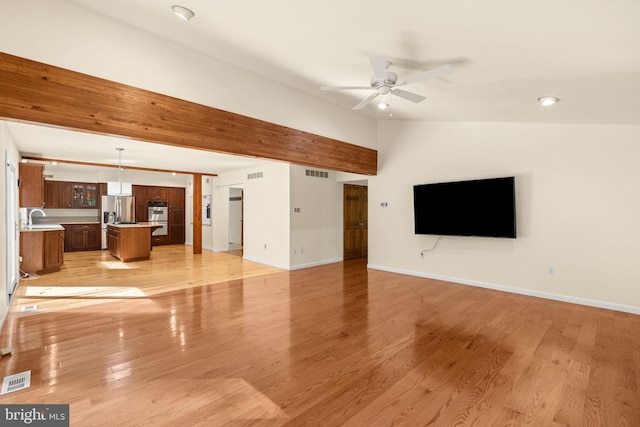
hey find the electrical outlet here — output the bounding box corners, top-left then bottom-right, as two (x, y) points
(300, 247), (304, 254)
(294, 248), (297, 254)
(547, 266), (555, 275)
(264, 244), (267, 249)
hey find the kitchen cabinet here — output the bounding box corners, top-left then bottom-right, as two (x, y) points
(132, 185), (185, 245)
(132, 185), (148, 222)
(20, 228), (65, 274)
(106, 225), (121, 259)
(72, 183), (98, 208)
(107, 224), (152, 262)
(44, 180), (59, 208)
(19, 163), (45, 208)
(44, 181), (99, 208)
(62, 223), (101, 252)
(44, 229), (65, 269)
(151, 234), (168, 245)
(147, 186), (167, 201)
(58, 182), (74, 208)
(167, 187), (185, 244)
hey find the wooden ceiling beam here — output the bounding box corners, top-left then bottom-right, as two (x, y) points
(0, 52), (377, 176)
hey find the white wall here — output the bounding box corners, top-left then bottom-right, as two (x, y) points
(201, 176), (215, 251)
(0, 122), (21, 329)
(213, 164), (344, 269)
(290, 165), (343, 269)
(369, 121), (640, 313)
(243, 163), (291, 269)
(0, 0), (376, 152)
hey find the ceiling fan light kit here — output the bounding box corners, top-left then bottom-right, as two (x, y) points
(321, 56), (452, 111)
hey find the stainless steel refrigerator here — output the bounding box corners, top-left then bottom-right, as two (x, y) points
(101, 195), (116, 250)
(115, 196), (136, 224)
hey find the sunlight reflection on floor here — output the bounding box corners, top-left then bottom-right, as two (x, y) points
(25, 286), (147, 298)
(101, 261), (134, 270)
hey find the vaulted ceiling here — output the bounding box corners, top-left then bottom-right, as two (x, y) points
(68, 0), (640, 124)
(2, 0), (639, 176)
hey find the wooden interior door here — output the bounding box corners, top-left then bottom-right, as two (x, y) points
(343, 184), (368, 260)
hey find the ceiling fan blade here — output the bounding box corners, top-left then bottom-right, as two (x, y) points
(353, 92), (379, 110)
(369, 56), (389, 81)
(391, 88), (426, 103)
(398, 64), (452, 86)
(321, 85), (372, 91)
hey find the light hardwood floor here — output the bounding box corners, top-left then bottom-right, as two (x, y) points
(1, 246), (639, 426)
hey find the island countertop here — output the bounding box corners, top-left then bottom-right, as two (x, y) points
(109, 222), (164, 228)
(20, 224), (65, 232)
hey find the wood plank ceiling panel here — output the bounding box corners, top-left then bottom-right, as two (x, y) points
(0, 52), (377, 175)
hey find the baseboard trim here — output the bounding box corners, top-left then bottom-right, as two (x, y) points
(184, 242), (218, 252)
(241, 256), (343, 271)
(367, 264), (640, 315)
(289, 258), (343, 271)
(0, 306), (8, 335)
(242, 255), (289, 270)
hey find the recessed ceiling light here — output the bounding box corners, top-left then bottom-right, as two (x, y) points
(171, 5), (195, 21)
(171, 172), (177, 176)
(538, 96), (559, 106)
(51, 161), (58, 165)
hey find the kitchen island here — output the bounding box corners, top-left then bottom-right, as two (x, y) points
(106, 223), (163, 262)
(20, 225), (65, 274)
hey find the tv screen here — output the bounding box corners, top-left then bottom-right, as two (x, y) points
(413, 176), (516, 238)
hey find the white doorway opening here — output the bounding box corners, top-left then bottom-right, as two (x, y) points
(228, 188), (243, 252)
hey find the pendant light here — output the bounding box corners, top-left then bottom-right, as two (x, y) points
(107, 148), (133, 196)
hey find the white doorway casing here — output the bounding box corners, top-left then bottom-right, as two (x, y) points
(228, 188), (243, 248)
(5, 152), (18, 301)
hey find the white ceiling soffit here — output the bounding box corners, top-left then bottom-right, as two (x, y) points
(7, 121), (273, 176)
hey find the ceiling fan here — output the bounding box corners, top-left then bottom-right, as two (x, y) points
(321, 56), (452, 110)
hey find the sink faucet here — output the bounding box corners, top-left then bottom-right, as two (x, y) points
(28, 208), (47, 226)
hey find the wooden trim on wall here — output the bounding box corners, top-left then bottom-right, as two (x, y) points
(21, 156), (211, 176)
(0, 52), (377, 176)
(192, 174), (202, 254)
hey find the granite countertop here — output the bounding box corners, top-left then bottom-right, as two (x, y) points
(108, 222), (164, 228)
(20, 224), (65, 232)
(33, 216), (100, 225)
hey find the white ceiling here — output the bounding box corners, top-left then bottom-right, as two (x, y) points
(8, 121), (275, 176)
(7, 0), (640, 176)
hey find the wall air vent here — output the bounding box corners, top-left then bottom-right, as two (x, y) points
(305, 169), (329, 178)
(247, 172), (263, 180)
(44, 174), (54, 179)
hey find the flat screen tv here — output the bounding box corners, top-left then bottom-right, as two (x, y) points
(413, 176), (516, 238)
